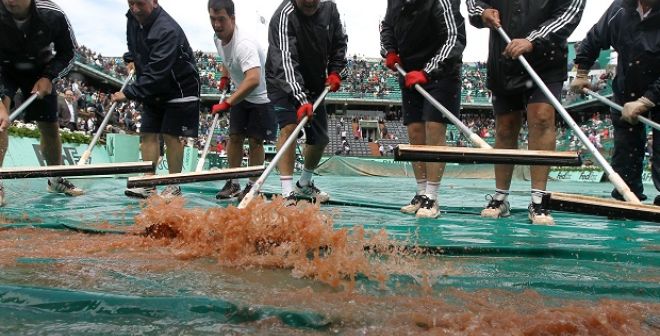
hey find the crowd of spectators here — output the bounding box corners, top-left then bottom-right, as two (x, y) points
(75, 45), (131, 80)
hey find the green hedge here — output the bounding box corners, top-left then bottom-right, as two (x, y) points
(8, 125), (92, 145)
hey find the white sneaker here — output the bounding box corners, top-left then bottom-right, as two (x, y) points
(125, 187), (156, 199)
(528, 202), (555, 225)
(48, 177), (84, 196)
(401, 194), (424, 214)
(416, 195), (439, 219)
(294, 181), (330, 203)
(480, 195), (511, 219)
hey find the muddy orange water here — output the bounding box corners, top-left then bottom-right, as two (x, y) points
(0, 196), (658, 335)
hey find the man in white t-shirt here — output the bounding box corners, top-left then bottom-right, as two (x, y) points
(209, 0), (276, 201)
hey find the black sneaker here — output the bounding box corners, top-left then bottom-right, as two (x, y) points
(480, 194), (511, 218)
(416, 195), (439, 218)
(237, 183), (253, 202)
(216, 180), (241, 199)
(528, 202), (555, 225)
(654, 195), (660, 206)
(400, 194), (424, 214)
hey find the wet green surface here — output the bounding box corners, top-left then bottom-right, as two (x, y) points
(0, 176), (658, 334)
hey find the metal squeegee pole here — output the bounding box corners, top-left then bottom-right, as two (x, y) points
(9, 93), (39, 122)
(78, 73), (134, 165)
(196, 91), (228, 172)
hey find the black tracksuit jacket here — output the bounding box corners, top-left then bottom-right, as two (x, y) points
(0, 0), (76, 98)
(466, 0), (585, 95)
(265, 0), (348, 107)
(380, 0), (466, 78)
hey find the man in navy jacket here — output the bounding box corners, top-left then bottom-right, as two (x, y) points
(112, 0), (200, 199)
(571, 0), (660, 204)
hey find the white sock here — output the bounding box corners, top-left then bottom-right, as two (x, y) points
(416, 179), (427, 195)
(299, 168), (314, 187)
(49, 177), (60, 184)
(493, 189), (509, 201)
(426, 182), (440, 201)
(281, 176), (293, 196)
(531, 189), (546, 205)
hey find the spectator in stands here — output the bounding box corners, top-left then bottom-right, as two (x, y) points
(0, 0), (84, 205)
(266, 0), (347, 203)
(468, 0), (585, 225)
(113, 0), (200, 199)
(572, 0), (660, 204)
(57, 90), (78, 130)
(209, 0), (276, 201)
(381, 0), (465, 218)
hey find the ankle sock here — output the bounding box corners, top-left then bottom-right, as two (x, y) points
(493, 189), (509, 201)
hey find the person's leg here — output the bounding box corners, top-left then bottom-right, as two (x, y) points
(293, 102), (330, 203)
(526, 102), (556, 192)
(157, 101), (200, 196)
(0, 97), (10, 166)
(611, 110), (647, 200)
(424, 121), (447, 196)
(227, 134), (246, 168)
(140, 133), (160, 171)
(420, 75), (460, 204)
(277, 123), (297, 196)
(494, 112), (523, 190)
(524, 83), (563, 224)
(408, 122), (427, 189)
(36, 121), (62, 166)
(247, 137), (264, 183)
(481, 93), (523, 218)
(29, 91), (84, 196)
(652, 118), (660, 205)
(399, 75), (428, 214)
(244, 101), (276, 184)
(162, 134), (183, 174)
